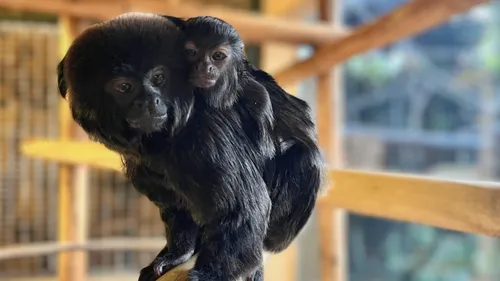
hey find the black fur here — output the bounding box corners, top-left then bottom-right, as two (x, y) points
(57, 13), (272, 281)
(175, 14), (326, 257)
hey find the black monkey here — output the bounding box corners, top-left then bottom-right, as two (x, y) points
(57, 12), (273, 281)
(157, 15), (326, 279)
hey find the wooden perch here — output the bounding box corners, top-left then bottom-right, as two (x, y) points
(0, 0), (347, 44)
(21, 139), (500, 237)
(0, 237), (165, 260)
(157, 269), (189, 281)
(21, 139), (122, 171)
(0, 237), (189, 281)
(274, 0), (488, 85)
(0, 0), (125, 21)
(324, 169), (500, 237)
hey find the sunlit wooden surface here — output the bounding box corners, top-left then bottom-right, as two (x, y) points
(22, 139), (122, 170)
(21, 139), (500, 237)
(324, 170), (500, 237)
(0, 238), (165, 260)
(0, 0), (347, 45)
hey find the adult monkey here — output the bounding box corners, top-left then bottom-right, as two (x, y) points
(148, 15), (326, 280)
(57, 12), (274, 281)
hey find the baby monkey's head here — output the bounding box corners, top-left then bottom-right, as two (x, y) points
(181, 16), (245, 90)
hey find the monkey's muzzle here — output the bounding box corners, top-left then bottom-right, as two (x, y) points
(189, 77), (216, 89)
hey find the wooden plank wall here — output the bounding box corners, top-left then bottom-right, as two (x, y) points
(0, 19), (164, 279)
(0, 21), (60, 278)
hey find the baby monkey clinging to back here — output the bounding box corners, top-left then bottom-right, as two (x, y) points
(171, 13), (326, 272)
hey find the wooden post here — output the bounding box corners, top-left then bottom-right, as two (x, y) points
(316, 0), (347, 281)
(57, 13), (89, 281)
(258, 0), (302, 280)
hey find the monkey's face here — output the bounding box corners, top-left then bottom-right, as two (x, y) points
(184, 41), (233, 89)
(103, 65), (170, 132)
(58, 13), (193, 139)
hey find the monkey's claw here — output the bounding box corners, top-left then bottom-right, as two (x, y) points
(152, 257), (179, 278)
(153, 261), (168, 277)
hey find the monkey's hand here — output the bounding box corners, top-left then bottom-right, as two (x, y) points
(138, 238), (197, 281)
(138, 264), (157, 281)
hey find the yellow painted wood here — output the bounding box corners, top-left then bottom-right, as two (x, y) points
(21, 139), (500, 237)
(21, 139), (122, 171)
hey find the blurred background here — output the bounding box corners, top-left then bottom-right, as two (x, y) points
(0, 0), (499, 281)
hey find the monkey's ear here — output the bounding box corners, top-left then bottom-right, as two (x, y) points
(57, 57), (68, 99)
(160, 15), (186, 30)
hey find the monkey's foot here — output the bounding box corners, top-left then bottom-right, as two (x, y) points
(138, 264), (157, 281)
(153, 251), (195, 277)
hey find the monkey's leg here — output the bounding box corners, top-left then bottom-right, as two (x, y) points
(188, 193), (271, 281)
(264, 143), (323, 253)
(138, 207), (199, 281)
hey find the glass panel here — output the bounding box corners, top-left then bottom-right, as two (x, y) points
(342, 2), (499, 281)
(297, 1), (500, 281)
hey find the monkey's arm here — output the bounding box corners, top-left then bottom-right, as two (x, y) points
(127, 166), (199, 280)
(139, 206), (199, 281)
(239, 78), (276, 163)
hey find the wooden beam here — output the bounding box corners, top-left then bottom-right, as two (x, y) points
(0, 0), (126, 20)
(58, 13), (88, 281)
(130, 0), (347, 44)
(274, 0), (488, 86)
(21, 139), (500, 236)
(265, 0), (308, 16)
(21, 139), (122, 171)
(0, 0), (347, 44)
(316, 0), (346, 281)
(0, 238), (165, 260)
(324, 169), (500, 237)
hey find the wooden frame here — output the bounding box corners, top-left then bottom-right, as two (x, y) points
(0, 0), (492, 280)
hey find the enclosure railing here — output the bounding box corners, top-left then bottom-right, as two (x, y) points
(0, 0), (494, 281)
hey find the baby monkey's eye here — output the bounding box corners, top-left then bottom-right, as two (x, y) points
(212, 51), (227, 61)
(186, 49), (197, 56)
(152, 73), (165, 86)
(117, 82), (133, 93)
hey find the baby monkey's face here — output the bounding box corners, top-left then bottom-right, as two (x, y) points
(184, 40), (234, 89)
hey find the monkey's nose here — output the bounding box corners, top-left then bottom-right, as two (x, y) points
(154, 98), (161, 105)
(207, 65), (214, 73)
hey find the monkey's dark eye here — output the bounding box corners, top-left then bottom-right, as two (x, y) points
(152, 73), (164, 86)
(186, 49), (197, 56)
(212, 51), (227, 61)
(117, 82), (133, 93)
